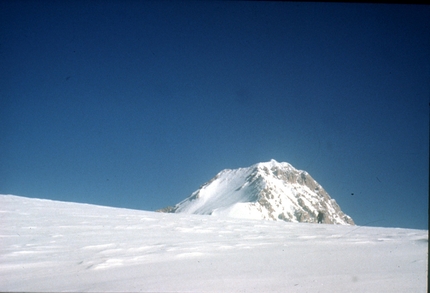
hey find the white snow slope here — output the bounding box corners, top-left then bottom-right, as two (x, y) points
(170, 159), (354, 225)
(0, 194), (427, 292)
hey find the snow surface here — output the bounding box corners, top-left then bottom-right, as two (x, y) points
(0, 194), (427, 292)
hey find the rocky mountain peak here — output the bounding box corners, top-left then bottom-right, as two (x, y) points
(159, 160), (354, 225)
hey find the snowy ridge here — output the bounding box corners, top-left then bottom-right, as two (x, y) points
(0, 194), (427, 292)
(164, 159), (354, 225)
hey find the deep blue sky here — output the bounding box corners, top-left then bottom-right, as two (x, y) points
(1, 1), (428, 229)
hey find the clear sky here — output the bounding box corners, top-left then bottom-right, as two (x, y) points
(1, 1), (428, 230)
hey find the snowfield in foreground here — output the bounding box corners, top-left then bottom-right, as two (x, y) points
(0, 195), (427, 292)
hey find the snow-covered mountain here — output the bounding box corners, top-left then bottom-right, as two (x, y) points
(160, 159), (354, 225)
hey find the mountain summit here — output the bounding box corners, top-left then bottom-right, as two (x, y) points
(160, 159), (354, 225)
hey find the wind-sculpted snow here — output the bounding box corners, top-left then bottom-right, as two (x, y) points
(167, 159), (355, 224)
(0, 194), (427, 292)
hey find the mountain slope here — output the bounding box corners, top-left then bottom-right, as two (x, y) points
(0, 194), (427, 292)
(162, 159), (354, 225)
